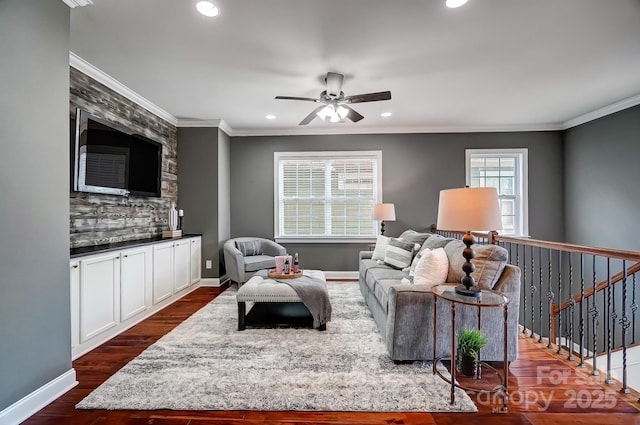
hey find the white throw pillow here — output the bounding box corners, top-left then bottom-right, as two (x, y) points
(409, 248), (431, 277)
(371, 235), (390, 261)
(413, 247), (449, 289)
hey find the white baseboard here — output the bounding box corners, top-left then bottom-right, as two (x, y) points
(199, 277), (221, 287)
(325, 271), (359, 280)
(0, 368), (77, 425)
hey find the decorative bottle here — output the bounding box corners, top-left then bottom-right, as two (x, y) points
(293, 252), (299, 273)
(283, 255), (290, 274)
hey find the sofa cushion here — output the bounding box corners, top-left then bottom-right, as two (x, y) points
(244, 255), (276, 272)
(444, 240), (508, 289)
(371, 235), (390, 261)
(236, 239), (262, 256)
(413, 247), (449, 289)
(383, 238), (415, 269)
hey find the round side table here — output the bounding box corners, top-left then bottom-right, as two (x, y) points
(432, 284), (509, 410)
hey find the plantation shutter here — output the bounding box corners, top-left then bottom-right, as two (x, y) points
(276, 152), (380, 239)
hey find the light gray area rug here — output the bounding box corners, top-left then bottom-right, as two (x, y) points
(77, 282), (476, 412)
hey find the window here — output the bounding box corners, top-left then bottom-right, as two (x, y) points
(466, 149), (528, 236)
(274, 151), (382, 242)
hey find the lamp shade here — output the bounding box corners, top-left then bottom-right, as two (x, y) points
(373, 203), (396, 221)
(436, 187), (502, 231)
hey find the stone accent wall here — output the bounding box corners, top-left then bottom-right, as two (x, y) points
(69, 67), (178, 248)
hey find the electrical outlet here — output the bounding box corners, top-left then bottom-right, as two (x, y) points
(205, 260), (212, 269)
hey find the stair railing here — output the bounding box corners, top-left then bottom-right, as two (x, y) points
(432, 226), (640, 395)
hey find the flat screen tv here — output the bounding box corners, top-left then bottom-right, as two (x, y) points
(72, 109), (162, 197)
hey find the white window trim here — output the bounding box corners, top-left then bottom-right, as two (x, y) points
(465, 148), (529, 237)
(274, 150), (382, 243)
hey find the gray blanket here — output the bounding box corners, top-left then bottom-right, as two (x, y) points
(255, 270), (332, 328)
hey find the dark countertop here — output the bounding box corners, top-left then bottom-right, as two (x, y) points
(70, 234), (201, 259)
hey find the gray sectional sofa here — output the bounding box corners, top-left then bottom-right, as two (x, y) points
(359, 231), (521, 362)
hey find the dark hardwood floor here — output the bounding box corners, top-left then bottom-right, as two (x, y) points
(23, 285), (640, 425)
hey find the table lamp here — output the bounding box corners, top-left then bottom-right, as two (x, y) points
(373, 203), (396, 235)
(436, 187), (502, 297)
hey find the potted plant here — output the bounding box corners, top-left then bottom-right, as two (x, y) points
(456, 328), (488, 377)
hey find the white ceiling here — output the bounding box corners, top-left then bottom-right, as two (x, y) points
(69, 0), (640, 136)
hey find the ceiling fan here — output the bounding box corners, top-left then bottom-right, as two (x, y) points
(275, 72), (392, 125)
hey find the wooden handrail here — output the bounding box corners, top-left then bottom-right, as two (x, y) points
(552, 260), (640, 314)
(494, 235), (640, 262)
(430, 225), (640, 262)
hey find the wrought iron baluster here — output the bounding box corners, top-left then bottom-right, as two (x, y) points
(578, 253), (586, 368)
(557, 251), (563, 355)
(567, 253), (575, 361)
(538, 247), (544, 343)
(619, 260), (631, 394)
(520, 245), (527, 335)
(530, 246), (536, 339)
(547, 248), (554, 349)
(632, 272), (637, 345)
(590, 255), (599, 376)
(605, 258), (614, 384)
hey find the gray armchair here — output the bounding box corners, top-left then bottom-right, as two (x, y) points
(223, 237), (287, 285)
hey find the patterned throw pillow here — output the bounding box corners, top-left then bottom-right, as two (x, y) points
(413, 247), (449, 289)
(383, 238), (415, 269)
(444, 240), (508, 289)
(235, 239), (262, 256)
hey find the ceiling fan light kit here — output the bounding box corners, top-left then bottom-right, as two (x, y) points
(276, 72), (391, 125)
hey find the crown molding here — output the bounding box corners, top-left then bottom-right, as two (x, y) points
(61, 0), (93, 8)
(561, 93), (640, 130)
(69, 52), (178, 126)
(230, 122), (563, 137)
(177, 119), (232, 135)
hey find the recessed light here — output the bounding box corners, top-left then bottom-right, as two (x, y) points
(446, 0), (468, 8)
(381, 112), (392, 118)
(265, 114), (276, 120)
(196, 1), (219, 17)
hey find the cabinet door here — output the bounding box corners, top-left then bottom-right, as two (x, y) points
(120, 246), (151, 321)
(70, 260), (80, 350)
(80, 254), (120, 343)
(190, 237), (202, 284)
(174, 240), (191, 293)
(153, 242), (174, 304)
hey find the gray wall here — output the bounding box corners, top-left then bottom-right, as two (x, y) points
(564, 105), (640, 250)
(0, 0), (72, 410)
(177, 127), (221, 277)
(230, 131), (564, 270)
(217, 129), (231, 276)
(69, 67), (178, 248)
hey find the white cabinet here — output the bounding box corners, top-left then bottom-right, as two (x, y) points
(174, 239), (191, 293)
(190, 237), (202, 284)
(80, 253), (120, 343)
(152, 241), (174, 304)
(70, 236), (203, 359)
(120, 246), (152, 322)
(70, 260), (80, 351)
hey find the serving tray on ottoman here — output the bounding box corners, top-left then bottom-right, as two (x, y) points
(236, 269), (329, 331)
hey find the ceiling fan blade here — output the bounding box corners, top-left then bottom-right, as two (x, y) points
(299, 105), (326, 125)
(325, 72), (344, 97)
(343, 105), (364, 122)
(275, 96), (319, 102)
(344, 91), (392, 104)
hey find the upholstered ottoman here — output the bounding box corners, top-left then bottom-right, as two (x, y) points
(236, 269), (329, 331)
